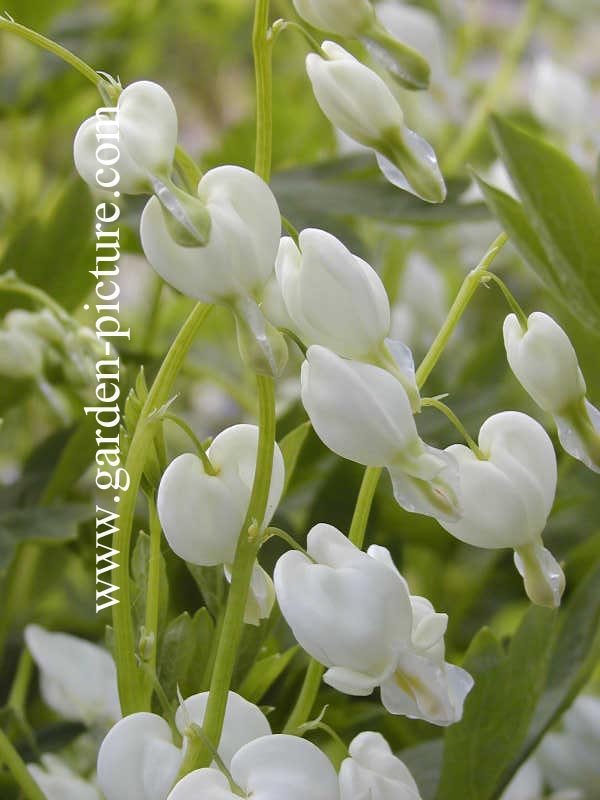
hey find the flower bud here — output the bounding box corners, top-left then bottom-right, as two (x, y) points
(301, 346), (460, 521)
(168, 735), (340, 800)
(504, 312), (600, 473)
(275, 524), (472, 725)
(0, 329), (44, 379)
(157, 424), (285, 566)
(140, 165), (281, 304)
(339, 731), (422, 800)
(306, 42), (445, 201)
(275, 229), (390, 359)
(24, 624), (121, 727)
(440, 411), (564, 607)
(293, 0), (375, 38)
(74, 81), (178, 195)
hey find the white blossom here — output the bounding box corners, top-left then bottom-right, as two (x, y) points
(167, 734), (340, 800)
(339, 731), (422, 800)
(504, 312), (600, 473)
(157, 424), (285, 566)
(274, 524), (473, 725)
(74, 81), (177, 194)
(440, 411), (564, 607)
(24, 625), (121, 727)
(301, 345), (460, 521)
(140, 165), (281, 304)
(306, 42), (445, 202)
(276, 229), (390, 359)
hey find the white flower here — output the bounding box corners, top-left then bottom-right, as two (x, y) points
(174, 691), (272, 768)
(167, 734), (340, 800)
(306, 42), (445, 202)
(24, 625), (120, 727)
(28, 755), (101, 800)
(300, 345), (460, 521)
(157, 424), (285, 566)
(274, 524), (473, 725)
(537, 694), (600, 799)
(224, 562), (275, 626)
(74, 81), (177, 194)
(440, 411), (564, 607)
(339, 732), (422, 800)
(504, 312), (600, 473)
(530, 58), (590, 136)
(140, 165), (281, 304)
(97, 691), (270, 800)
(275, 229), (390, 359)
(293, 0), (374, 37)
(97, 712), (182, 800)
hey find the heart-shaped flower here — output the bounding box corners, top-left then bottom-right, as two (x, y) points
(439, 411), (564, 607)
(157, 424), (285, 567)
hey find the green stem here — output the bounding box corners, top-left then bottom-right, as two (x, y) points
(139, 494), (162, 703)
(348, 466), (382, 548)
(176, 375), (277, 777)
(421, 397), (484, 459)
(164, 414), (218, 475)
(284, 465), (382, 733)
(0, 15), (109, 91)
(442, 0), (542, 174)
(283, 659), (324, 734)
(0, 728), (46, 800)
(112, 303), (212, 715)
(253, 0), (273, 181)
(415, 232), (508, 390)
(480, 270), (529, 328)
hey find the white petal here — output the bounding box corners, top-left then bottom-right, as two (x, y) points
(175, 691), (271, 769)
(97, 713), (182, 800)
(231, 734), (340, 800)
(25, 625), (120, 725)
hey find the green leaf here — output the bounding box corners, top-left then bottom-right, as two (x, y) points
(271, 156), (488, 238)
(437, 606), (557, 800)
(0, 504), (90, 576)
(488, 114), (600, 330)
(279, 421), (311, 495)
(522, 561), (600, 755)
(131, 531), (169, 637)
(0, 179), (95, 312)
(158, 608), (214, 701)
(238, 645), (299, 704)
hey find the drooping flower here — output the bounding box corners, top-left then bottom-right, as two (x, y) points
(167, 734), (340, 800)
(74, 81), (178, 195)
(274, 524), (473, 725)
(97, 691), (271, 800)
(300, 345), (459, 521)
(306, 42), (445, 201)
(157, 424), (284, 567)
(275, 229), (390, 360)
(504, 312), (600, 473)
(439, 411), (564, 607)
(339, 731), (422, 800)
(25, 625), (121, 727)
